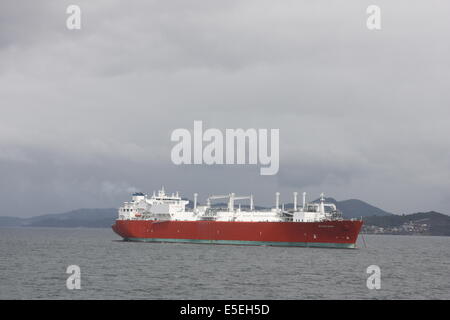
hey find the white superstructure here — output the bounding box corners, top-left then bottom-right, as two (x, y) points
(118, 187), (343, 223)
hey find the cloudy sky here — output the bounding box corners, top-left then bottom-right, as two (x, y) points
(1, 0), (449, 217)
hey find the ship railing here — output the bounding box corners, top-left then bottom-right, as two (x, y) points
(200, 216), (216, 221)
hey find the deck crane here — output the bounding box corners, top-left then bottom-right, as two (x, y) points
(233, 195), (254, 211)
(207, 193), (254, 211)
(206, 194), (233, 210)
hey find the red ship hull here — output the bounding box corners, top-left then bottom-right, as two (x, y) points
(112, 219), (363, 249)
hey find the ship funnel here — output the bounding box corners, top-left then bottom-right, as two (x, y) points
(275, 192), (280, 210)
(293, 192), (298, 211)
(193, 193), (198, 210)
(303, 192), (306, 209)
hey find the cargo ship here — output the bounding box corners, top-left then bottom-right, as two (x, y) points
(112, 188), (363, 249)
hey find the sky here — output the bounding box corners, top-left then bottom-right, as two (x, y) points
(0, 0), (449, 217)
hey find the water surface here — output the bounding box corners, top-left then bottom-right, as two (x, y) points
(0, 227), (448, 299)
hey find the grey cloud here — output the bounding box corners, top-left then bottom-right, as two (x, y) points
(0, 0), (449, 216)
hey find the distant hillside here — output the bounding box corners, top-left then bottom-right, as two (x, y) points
(285, 197), (392, 218)
(0, 198), (392, 228)
(335, 199), (392, 218)
(0, 216), (23, 227)
(362, 211), (450, 236)
(6, 200), (450, 237)
(0, 208), (117, 228)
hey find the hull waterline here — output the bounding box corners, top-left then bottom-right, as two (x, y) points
(112, 219), (363, 249)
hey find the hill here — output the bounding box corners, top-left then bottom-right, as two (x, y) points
(0, 208), (117, 228)
(2, 201), (448, 237)
(0, 198), (393, 228)
(362, 211), (450, 236)
(284, 197), (392, 218)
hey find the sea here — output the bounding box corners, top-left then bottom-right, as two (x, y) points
(0, 227), (448, 299)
